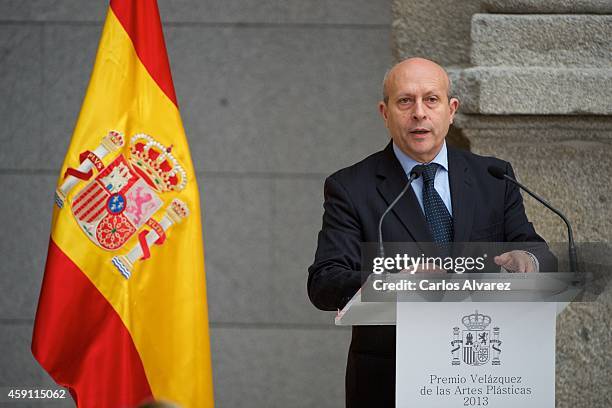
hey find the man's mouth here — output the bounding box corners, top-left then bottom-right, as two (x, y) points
(409, 128), (431, 135)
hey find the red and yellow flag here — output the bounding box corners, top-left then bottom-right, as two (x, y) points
(32, 1), (214, 407)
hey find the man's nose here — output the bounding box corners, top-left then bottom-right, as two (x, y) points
(412, 100), (427, 120)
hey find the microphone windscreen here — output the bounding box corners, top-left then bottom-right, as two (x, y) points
(410, 164), (426, 179)
(487, 165), (506, 180)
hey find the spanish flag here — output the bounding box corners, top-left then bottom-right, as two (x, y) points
(32, 1), (214, 407)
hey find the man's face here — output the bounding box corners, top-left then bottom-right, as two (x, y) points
(379, 60), (459, 163)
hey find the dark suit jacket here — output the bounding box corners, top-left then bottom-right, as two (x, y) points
(307, 142), (556, 408)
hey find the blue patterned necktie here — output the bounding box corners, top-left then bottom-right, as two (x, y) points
(422, 163), (453, 243)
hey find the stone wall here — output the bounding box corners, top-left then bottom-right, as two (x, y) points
(393, 1), (611, 406)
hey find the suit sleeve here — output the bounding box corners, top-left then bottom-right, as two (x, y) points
(307, 175), (364, 311)
(503, 162), (558, 272)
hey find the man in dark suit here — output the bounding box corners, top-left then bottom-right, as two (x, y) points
(307, 58), (556, 408)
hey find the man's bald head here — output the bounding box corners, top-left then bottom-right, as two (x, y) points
(378, 56), (459, 163)
(382, 58), (452, 104)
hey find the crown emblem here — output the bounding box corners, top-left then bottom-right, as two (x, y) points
(461, 311), (491, 330)
(168, 198), (190, 222)
(129, 133), (187, 192)
(101, 130), (125, 151)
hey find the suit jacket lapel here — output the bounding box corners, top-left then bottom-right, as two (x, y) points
(448, 146), (475, 242)
(376, 143), (433, 243)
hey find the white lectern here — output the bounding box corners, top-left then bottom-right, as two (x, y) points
(335, 273), (580, 408)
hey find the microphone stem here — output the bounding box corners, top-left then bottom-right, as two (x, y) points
(378, 172), (418, 259)
(503, 174), (578, 273)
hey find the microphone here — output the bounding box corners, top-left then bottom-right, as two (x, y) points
(378, 164), (425, 260)
(487, 165), (578, 273)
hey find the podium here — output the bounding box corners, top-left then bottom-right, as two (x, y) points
(335, 273), (581, 408)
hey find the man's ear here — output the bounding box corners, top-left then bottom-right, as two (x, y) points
(449, 97), (459, 124)
(379, 101), (389, 126)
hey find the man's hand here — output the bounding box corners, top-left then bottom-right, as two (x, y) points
(494, 250), (537, 273)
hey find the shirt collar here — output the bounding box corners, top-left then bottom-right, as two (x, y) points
(392, 141), (449, 176)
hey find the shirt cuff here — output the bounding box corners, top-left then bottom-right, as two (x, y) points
(523, 251), (540, 272)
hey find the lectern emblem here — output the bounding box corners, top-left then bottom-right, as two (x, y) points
(450, 310), (502, 366)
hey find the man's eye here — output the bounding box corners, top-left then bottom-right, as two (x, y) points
(398, 98), (412, 104)
(427, 97), (439, 103)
